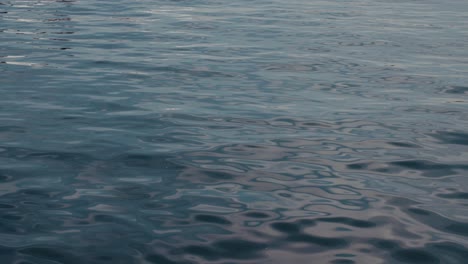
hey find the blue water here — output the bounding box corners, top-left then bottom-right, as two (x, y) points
(1, 0), (468, 263)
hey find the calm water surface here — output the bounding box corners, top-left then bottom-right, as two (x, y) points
(1, 0), (468, 263)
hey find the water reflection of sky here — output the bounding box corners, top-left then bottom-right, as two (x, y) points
(1, 0), (468, 263)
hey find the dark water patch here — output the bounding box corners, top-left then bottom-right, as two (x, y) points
(243, 211), (271, 219)
(347, 160), (468, 178)
(20, 188), (61, 199)
(93, 214), (129, 225)
(427, 242), (468, 264)
(182, 245), (219, 261)
(430, 131), (468, 146)
(0, 221), (22, 233)
(437, 192), (468, 199)
(391, 249), (439, 264)
(387, 141), (420, 148)
(0, 125), (26, 133)
(0, 147), (93, 163)
(114, 185), (152, 200)
(346, 163), (369, 170)
(0, 203), (15, 209)
(386, 197), (420, 207)
(143, 201), (169, 209)
(94, 255), (113, 262)
(113, 153), (183, 169)
(384, 197), (468, 239)
(1, 214), (23, 221)
(369, 239), (468, 264)
(177, 168), (245, 184)
(330, 259), (355, 264)
(194, 214), (232, 225)
(392, 160), (449, 170)
(0, 173), (12, 181)
(297, 219), (317, 227)
(0, 246), (16, 262)
(145, 253), (182, 264)
(288, 234), (349, 248)
(406, 208), (468, 237)
(19, 247), (80, 264)
(183, 239), (267, 260)
(214, 239), (267, 258)
(370, 239), (400, 250)
(440, 86), (468, 94)
(390, 160), (468, 177)
(271, 222), (301, 234)
(204, 171), (236, 180)
(300, 121), (332, 128)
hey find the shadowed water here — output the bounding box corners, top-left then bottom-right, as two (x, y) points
(1, 0), (468, 263)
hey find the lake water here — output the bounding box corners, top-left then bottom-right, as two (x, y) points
(1, 0), (468, 263)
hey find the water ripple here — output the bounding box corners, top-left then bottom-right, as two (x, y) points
(1, 0), (468, 263)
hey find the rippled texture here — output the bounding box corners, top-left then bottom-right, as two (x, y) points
(1, 0), (468, 263)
